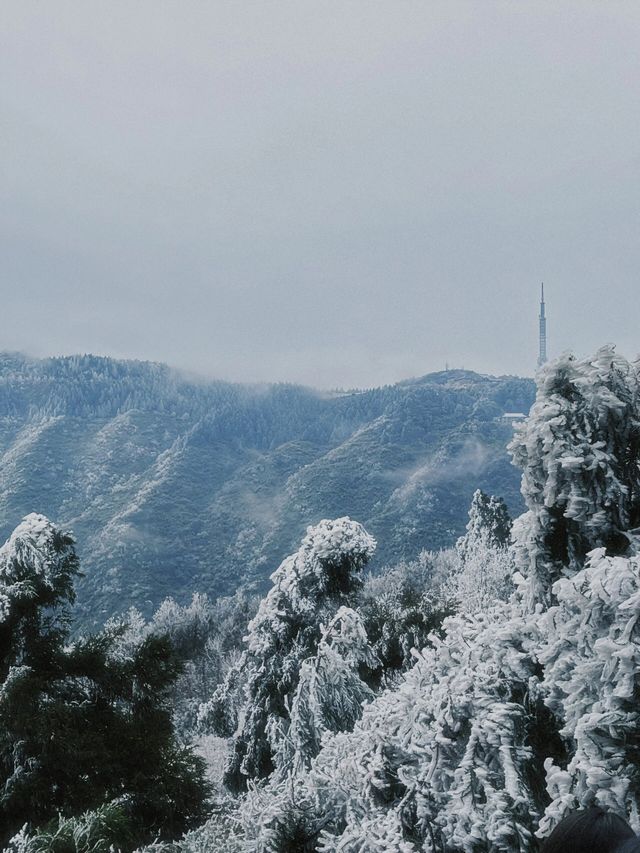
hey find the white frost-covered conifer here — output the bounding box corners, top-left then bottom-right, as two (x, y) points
(456, 489), (512, 559)
(0, 513), (79, 674)
(509, 346), (640, 608)
(308, 604), (544, 852)
(201, 517), (376, 792)
(450, 490), (514, 613)
(288, 606), (377, 774)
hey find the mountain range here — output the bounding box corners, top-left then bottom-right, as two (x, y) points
(0, 353), (534, 625)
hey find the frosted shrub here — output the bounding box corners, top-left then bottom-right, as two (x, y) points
(241, 778), (325, 853)
(158, 801), (245, 853)
(5, 803), (133, 853)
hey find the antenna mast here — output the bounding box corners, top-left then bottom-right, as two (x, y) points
(538, 283), (547, 368)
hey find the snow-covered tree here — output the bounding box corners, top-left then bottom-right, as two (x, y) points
(509, 346), (640, 608)
(304, 603), (548, 852)
(449, 490), (515, 613)
(450, 539), (515, 616)
(203, 517), (376, 792)
(456, 489), (512, 559)
(241, 775), (325, 853)
(150, 593), (213, 660)
(357, 551), (453, 676)
(536, 546), (640, 835)
(237, 609), (379, 851)
(0, 515), (210, 848)
(288, 607), (378, 774)
(0, 513), (80, 678)
(106, 590), (259, 740)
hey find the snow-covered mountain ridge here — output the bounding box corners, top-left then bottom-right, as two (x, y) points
(0, 352), (534, 624)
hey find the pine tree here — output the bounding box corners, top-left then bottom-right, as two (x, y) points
(456, 489), (512, 559)
(204, 517), (376, 792)
(0, 513), (80, 680)
(0, 515), (210, 849)
(307, 604), (547, 852)
(536, 546), (640, 834)
(450, 490), (514, 613)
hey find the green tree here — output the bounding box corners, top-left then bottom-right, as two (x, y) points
(0, 514), (210, 849)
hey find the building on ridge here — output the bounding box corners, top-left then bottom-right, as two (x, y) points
(499, 412), (527, 426)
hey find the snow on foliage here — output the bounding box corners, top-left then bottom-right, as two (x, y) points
(226, 347), (640, 852)
(5, 803), (133, 853)
(103, 606), (148, 661)
(0, 514), (80, 691)
(245, 517), (376, 657)
(288, 607), (377, 774)
(449, 490), (514, 613)
(537, 546), (640, 833)
(357, 550), (454, 675)
(0, 513), (79, 614)
(132, 801), (245, 853)
(456, 490), (512, 559)
(305, 603), (544, 852)
(509, 346), (640, 609)
(200, 518), (376, 793)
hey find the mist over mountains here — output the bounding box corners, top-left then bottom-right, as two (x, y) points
(0, 352), (534, 625)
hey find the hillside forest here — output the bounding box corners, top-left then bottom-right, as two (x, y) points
(3, 345), (640, 852)
(0, 352), (533, 626)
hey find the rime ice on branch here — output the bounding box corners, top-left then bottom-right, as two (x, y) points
(509, 345), (640, 608)
(200, 517), (376, 792)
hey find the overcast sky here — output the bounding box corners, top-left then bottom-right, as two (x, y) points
(2, 2), (639, 387)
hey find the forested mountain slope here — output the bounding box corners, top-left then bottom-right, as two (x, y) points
(0, 353), (534, 624)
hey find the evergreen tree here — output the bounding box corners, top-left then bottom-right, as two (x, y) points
(450, 490), (514, 613)
(288, 606), (377, 774)
(0, 513), (80, 680)
(456, 489), (512, 559)
(305, 604), (548, 852)
(509, 346), (640, 608)
(357, 552), (453, 676)
(202, 517), (376, 792)
(0, 515), (210, 849)
(536, 546), (640, 833)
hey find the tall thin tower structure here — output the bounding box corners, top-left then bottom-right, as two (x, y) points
(538, 283), (547, 368)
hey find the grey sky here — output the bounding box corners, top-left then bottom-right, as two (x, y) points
(2, 2), (639, 387)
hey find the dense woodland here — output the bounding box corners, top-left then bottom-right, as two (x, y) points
(3, 345), (640, 851)
(0, 353), (533, 626)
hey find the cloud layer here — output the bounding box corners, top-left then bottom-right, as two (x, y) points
(2, 2), (639, 386)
